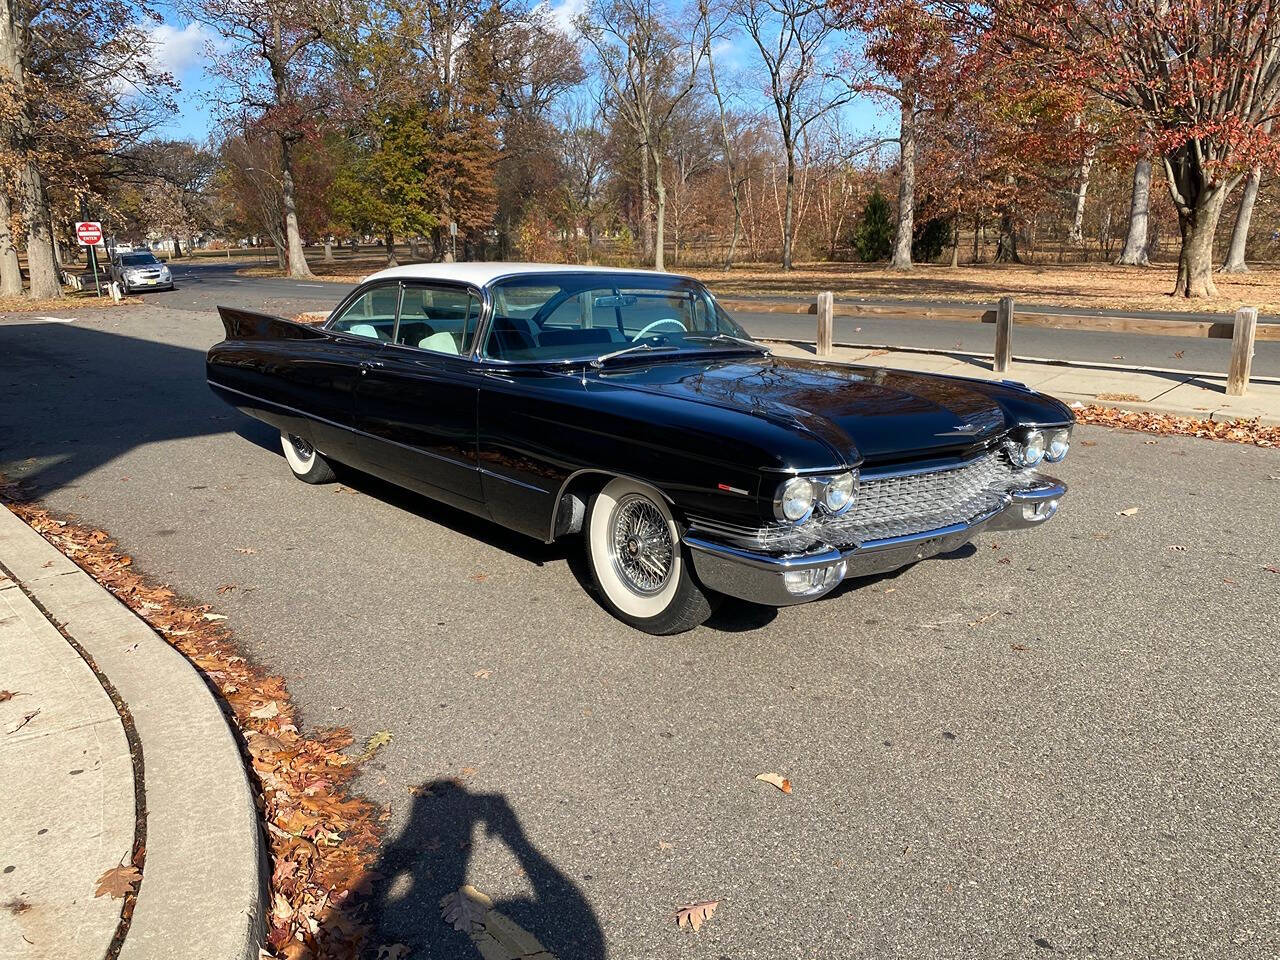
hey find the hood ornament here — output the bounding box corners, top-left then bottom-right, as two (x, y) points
(936, 422), (983, 436)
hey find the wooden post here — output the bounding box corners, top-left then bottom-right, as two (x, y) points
(1227, 306), (1258, 397)
(994, 296), (1014, 372)
(816, 291), (834, 357)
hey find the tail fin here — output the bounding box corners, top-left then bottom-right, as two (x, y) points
(216, 306), (328, 342)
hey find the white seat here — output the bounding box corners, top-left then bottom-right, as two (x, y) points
(419, 332), (459, 355)
(348, 323), (378, 339)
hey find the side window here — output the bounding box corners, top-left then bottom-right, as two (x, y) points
(394, 284), (479, 356)
(330, 285), (399, 340)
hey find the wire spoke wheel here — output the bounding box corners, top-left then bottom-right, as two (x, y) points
(288, 434), (314, 461)
(608, 494), (674, 596)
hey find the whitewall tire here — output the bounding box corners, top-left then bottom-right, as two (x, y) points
(584, 477), (715, 634)
(280, 431), (337, 484)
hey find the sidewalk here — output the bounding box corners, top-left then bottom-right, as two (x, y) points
(0, 506), (265, 960)
(766, 340), (1280, 425)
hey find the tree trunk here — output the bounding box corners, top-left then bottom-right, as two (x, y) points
(384, 229), (397, 266)
(652, 148), (667, 272)
(971, 211), (981, 263)
(949, 221), (960, 268)
(21, 164), (59, 298)
(279, 138), (313, 279)
(639, 141), (653, 262)
(1116, 157), (1152, 266)
(994, 212), (1022, 263)
(890, 90), (916, 271)
(1067, 148), (1094, 246)
(172, 235), (183, 258)
(1220, 165), (1261, 273)
(323, 240), (334, 262)
(1165, 144), (1234, 298)
(0, 187), (22, 295)
(781, 148), (795, 271)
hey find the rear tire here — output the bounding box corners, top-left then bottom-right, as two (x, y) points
(584, 478), (714, 635)
(280, 431), (337, 484)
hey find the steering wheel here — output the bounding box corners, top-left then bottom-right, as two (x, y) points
(631, 318), (687, 342)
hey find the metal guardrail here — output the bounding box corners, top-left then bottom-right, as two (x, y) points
(718, 295), (1268, 397)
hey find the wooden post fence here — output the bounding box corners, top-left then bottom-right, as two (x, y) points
(816, 291), (834, 357)
(993, 296), (1014, 372)
(1227, 306), (1259, 397)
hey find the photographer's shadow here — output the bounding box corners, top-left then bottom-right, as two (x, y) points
(365, 779), (605, 960)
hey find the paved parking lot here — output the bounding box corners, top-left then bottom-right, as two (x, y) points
(1, 287), (1277, 958)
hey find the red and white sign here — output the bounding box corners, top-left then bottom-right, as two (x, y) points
(75, 221), (104, 246)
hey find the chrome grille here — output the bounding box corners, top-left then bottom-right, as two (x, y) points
(689, 451), (1021, 552)
(837, 452), (1013, 544)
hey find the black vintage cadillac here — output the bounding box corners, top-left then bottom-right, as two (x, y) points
(207, 263), (1073, 634)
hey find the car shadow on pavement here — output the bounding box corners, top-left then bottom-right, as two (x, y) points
(362, 779), (605, 960)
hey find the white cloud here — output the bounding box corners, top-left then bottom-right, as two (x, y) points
(539, 0), (588, 35)
(146, 22), (213, 79)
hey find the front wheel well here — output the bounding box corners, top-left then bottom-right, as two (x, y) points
(551, 472), (678, 540)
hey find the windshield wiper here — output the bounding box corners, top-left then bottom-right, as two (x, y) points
(591, 342), (681, 367)
(682, 333), (768, 350)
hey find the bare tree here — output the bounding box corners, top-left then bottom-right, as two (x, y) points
(580, 0), (702, 270)
(698, 0), (750, 269)
(734, 0), (852, 270)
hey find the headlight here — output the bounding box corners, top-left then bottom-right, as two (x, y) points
(159, 267), (170, 279)
(1046, 428), (1070, 462)
(775, 476), (816, 523)
(1006, 428), (1045, 468)
(820, 471), (857, 514)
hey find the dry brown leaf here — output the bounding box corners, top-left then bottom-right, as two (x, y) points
(217, 583), (237, 595)
(234, 546), (258, 555)
(1265, 566), (1280, 575)
(250, 701), (280, 720)
(94, 863), (140, 899)
(1116, 507), (1140, 517)
(441, 884), (493, 933)
(0, 690), (14, 703)
(675, 899), (720, 932)
(360, 730), (393, 761)
(6, 709), (39, 734)
(473, 668), (492, 679)
(755, 772), (792, 794)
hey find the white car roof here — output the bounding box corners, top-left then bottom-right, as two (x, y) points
(362, 261), (688, 288)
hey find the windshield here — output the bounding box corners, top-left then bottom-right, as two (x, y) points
(483, 272), (756, 363)
(121, 253), (159, 266)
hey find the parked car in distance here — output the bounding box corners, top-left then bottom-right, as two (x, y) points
(110, 251), (173, 293)
(207, 263), (1073, 634)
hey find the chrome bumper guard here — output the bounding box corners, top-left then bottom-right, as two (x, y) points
(684, 476), (1067, 607)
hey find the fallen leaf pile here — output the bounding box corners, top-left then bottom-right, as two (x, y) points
(1, 494), (384, 959)
(1073, 404), (1280, 448)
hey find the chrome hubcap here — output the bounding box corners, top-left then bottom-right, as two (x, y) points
(608, 494), (674, 595)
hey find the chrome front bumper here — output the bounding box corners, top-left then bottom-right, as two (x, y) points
(684, 477), (1067, 607)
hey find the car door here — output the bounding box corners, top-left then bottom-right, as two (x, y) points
(268, 281), (400, 465)
(355, 281), (486, 511)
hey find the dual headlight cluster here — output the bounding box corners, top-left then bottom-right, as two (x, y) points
(774, 470), (858, 524)
(1006, 426), (1071, 468)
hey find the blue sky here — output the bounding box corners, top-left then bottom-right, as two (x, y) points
(144, 0), (889, 146)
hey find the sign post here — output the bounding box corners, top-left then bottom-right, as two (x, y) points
(75, 221), (104, 296)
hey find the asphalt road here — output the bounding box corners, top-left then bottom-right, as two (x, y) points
(92, 259), (1280, 378)
(2, 284), (1278, 958)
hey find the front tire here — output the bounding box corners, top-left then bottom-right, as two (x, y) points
(280, 431), (337, 484)
(584, 478), (714, 635)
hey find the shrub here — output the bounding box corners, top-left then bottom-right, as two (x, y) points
(854, 189), (893, 262)
(912, 216), (952, 262)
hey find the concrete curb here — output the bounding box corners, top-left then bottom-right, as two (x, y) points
(0, 507), (266, 960)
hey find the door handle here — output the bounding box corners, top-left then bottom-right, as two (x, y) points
(359, 359), (385, 375)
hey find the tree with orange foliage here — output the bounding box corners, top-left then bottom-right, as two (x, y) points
(976, 0), (1280, 297)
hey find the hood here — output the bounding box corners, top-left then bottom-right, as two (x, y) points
(593, 353), (1019, 464)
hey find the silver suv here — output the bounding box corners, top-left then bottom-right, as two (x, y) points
(109, 251), (173, 293)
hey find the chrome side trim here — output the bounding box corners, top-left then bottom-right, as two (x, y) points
(478, 467), (549, 494)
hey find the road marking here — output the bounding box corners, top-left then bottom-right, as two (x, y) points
(295, 283), (325, 288)
(31, 316), (76, 323)
(225, 279), (243, 283)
